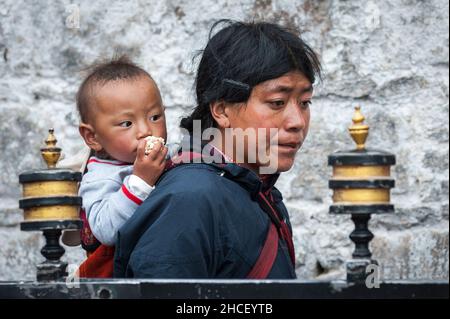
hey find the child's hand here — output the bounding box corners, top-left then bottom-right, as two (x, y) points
(133, 138), (168, 186)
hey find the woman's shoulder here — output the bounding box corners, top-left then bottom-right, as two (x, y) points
(152, 163), (249, 209)
(159, 163), (227, 191)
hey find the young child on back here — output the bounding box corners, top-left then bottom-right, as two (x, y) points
(69, 56), (170, 276)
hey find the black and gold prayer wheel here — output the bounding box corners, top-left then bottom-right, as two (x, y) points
(19, 129), (82, 281)
(328, 106), (395, 283)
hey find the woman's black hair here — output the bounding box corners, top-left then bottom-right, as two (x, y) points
(180, 20), (322, 133)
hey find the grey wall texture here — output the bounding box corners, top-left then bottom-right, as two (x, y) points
(0, 0), (448, 281)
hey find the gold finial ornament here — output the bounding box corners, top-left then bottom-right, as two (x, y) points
(349, 106), (369, 150)
(40, 128), (61, 168)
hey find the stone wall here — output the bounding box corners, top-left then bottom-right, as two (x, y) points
(0, 0), (448, 281)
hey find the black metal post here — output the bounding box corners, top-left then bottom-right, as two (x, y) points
(349, 213), (374, 259)
(37, 229), (68, 281)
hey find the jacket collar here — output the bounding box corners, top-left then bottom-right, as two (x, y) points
(215, 162), (281, 200)
(175, 134), (281, 201)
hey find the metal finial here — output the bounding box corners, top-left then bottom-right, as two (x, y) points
(40, 128), (61, 168)
(349, 106), (369, 150)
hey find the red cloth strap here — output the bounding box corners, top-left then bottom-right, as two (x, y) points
(78, 245), (115, 278)
(165, 151), (203, 169)
(246, 192), (295, 279)
(258, 192), (296, 266)
(246, 223), (279, 279)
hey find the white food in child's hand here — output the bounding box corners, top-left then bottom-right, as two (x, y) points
(144, 136), (165, 155)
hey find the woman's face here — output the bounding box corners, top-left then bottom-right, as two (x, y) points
(224, 71), (313, 173)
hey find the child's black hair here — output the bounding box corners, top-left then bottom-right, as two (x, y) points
(76, 55), (152, 123)
(180, 20), (322, 133)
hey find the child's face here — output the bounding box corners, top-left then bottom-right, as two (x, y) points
(90, 76), (167, 163)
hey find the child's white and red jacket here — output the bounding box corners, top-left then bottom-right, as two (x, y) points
(79, 157), (154, 246)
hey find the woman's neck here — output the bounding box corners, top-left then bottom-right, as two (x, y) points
(208, 135), (262, 176)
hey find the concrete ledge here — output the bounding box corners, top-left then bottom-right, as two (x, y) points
(0, 279), (447, 299)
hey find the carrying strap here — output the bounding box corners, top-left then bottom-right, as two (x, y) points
(246, 222), (279, 279)
(257, 192), (296, 266)
(246, 191), (295, 279)
(165, 151), (204, 170)
(78, 244), (115, 278)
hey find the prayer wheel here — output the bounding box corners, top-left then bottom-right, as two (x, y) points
(19, 129), (82, 281)
(328, 106), (396, 283)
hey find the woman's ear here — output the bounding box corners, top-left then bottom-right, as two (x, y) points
(210, 101), (231, 129)
(79, 123), (102, 152)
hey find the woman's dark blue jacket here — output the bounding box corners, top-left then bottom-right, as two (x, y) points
(114, 146), (297, 279)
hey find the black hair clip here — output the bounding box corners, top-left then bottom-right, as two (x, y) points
(222, 79), (251, 93)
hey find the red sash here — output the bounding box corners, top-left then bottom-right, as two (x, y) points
(246, 191), (295, 279)
(78, 245), (115, 278)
